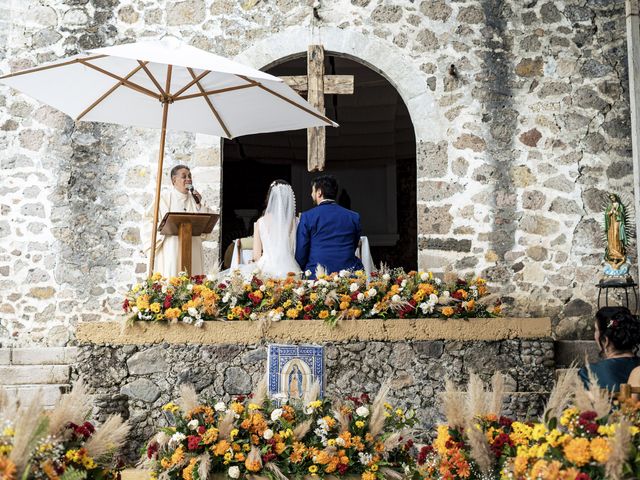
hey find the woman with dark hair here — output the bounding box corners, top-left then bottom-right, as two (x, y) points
(578, 306), (640, 391)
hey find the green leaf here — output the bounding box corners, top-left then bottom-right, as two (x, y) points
(60, 467), (88, 480)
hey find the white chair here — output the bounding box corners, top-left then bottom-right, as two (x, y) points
(356, 236), (374, 278)
(229, 237), (254, 270)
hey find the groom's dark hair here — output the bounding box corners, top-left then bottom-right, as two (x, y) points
(312, 175), (338, 200)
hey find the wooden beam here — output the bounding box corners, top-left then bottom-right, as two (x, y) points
(307, 45), (325, 172)
(281, 74), (354, 95)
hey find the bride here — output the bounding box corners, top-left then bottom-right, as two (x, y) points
(234, 179), (301, 279)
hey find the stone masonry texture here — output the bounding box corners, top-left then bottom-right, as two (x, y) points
(75, 338), (555, 460)
(0, 0), (635, 345)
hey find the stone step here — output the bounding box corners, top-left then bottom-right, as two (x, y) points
(0, 347), (78, 365)
(1, 384), (70, 407)
(0, 365), (70, 384)
(554, 340), (599, 368)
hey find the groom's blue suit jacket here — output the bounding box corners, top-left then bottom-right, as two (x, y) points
(295, 201), (364, 276)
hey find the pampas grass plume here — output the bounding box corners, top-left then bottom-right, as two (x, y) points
(368, 380), (391, 438)
(489, 371), (505, 416)
(440, 379), (465, 429)
(542, 367), (579, 421)
(84, 415), (130, 460)
(47, 379), (93, 436)
(218, 410), (236, 440)
(197, 452), (211, 480)
(177, 384), (199, 413)
(9, 394), (47, 476)
(293, 418), (313, 441)
(605, 417), (631, 480)
(251, 378), (268, 408)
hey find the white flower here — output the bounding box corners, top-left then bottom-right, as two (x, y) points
(188, 307), (198, 317)
(367, 288), (377, 297)
(434, 277), (442, 285)
(305, 270), (312, 277)
(349, 283), (359, 293)
(401, 279), (407, 287)
(222, 293), (231, 303)
(357, 293), (364, 302)
(182, 316), (193, 324)
(161, 285), (168, 293)
(429, 293), (438, 303)
(132, 306), (139, 313)
(169, 432), (186, 447)
(330, 310), (336, 316)
(263, 428), (274, 440)
(391, 294), (401, 303)
(355, 406), (369, 418)
(214, 401), (226, 412)
(194, 319), (204, 328)
(228, 466), (240, 479)
(339, 270), (350, 278)
(259, 285), (266, 292)
(420, 272), (429, 281)
(370, 308), (379, 315)
(358, 452), (373, 466)
(335, 437), (346, 446)
(294, 287), (305, 296)
(419, 302), (434, 314)
(249, 313), (257, 320)
(187, 284), (193, 291)
(382, 273), (390, 281)
(187, 419), (199, 430)
(271, 408), (283, 421)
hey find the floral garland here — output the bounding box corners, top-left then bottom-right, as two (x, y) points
(417, 402), (640, 480)
(145, 387), (419, 480)
(124, 268), (501, 326)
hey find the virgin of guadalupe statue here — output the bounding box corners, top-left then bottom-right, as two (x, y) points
(604, 193), (631, 274)
(287, 364), (304, 399)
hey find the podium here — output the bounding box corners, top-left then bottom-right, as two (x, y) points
(159, 212), (218, 275)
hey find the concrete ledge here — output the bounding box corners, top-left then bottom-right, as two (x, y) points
(0, 365), (70, 384)
(77, 317), (551, 345)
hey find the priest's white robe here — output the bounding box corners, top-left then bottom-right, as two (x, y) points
(146, 188), (213, 277)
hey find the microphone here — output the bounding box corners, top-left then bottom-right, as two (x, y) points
(187, 184), (200, 205)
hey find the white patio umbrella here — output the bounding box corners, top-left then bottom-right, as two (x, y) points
(0, 38), (337, 274)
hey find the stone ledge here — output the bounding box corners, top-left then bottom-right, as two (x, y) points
(77, 317), (551, 345)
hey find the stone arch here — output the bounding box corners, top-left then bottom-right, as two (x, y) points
(233, 26), (445, 143)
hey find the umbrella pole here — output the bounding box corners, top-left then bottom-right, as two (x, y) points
(148, 100), (170, 276)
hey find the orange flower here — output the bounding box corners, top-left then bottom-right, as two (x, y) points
(0, 458), (17, 480)
(563, 437), (591, 466)
(213, 440), (230, 456)
(318, 310), (329, 319)
(245, 447), (263, 472)
(442, 306), (455, 317)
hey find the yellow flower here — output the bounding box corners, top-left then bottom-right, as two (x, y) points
(513, 455), (528, 475)
(231, 402), (244, 414)
(162, 402), (180, 413)
(2, 427), (15, 437)
(531, 423), (547, 441)
(150, 302), (161, 313)
(151, 272), (163, 281)
(165, 307), (181, 319)
(355, 420), (365, 428)
(434, 425), (451, 454)
(132, 283), (141, 293)
(286, 308), (299, 319)
(339, 301), (349, 310)
(81, 455), (96, 469)
(136, 294), (150, 310)
(327, 439), (336, 446)
(510, 422), (533, 446)
(224, 452), (233, 461)
(590, 437), (611, 463)
(230, 429), (239, 439)
(545, 428), (562, 447)
(560, 407), (578, 426)
(248, 403), (261, 411)
(283, 300), (292, 308)
(395, 408), (403, 416)
(598, 424), (616, 437)
(563, 437), (591, 466)
(227, 313), (235, 320)
(370, 464), (378, 472)
(361, 471), (376, 480)
(310, 293), (319, 302)
(308, 465), (318, 474)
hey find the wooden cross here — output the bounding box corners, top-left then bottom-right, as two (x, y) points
(280, 45), (354, 172)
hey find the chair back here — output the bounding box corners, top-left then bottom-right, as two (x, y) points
(618, 383), (640, 401)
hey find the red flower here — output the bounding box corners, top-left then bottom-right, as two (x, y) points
(304, 305), (313, 312)
(337, 463), (349, 475)
(163, 295), (172, 308)
(198, 426), (206, 434)
(575, 474), (591, 480)
(303, 314), (312, 320)
(579, 411), (598, 422)
(244, 307), (252, 316)
(147, 441), (159, 459)
(218, 283), (227, 289)
(417, 445), (433, 465)
(187, 435), (201, 450)
(499, 416), (513, 427)
(122, 298), (130, 311)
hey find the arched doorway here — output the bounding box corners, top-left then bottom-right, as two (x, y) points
(221, 54), (417, 271)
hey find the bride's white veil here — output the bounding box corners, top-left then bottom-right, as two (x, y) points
(260, 182), (297, 266)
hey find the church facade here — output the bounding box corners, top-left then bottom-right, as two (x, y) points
(0, 0), (634, 347)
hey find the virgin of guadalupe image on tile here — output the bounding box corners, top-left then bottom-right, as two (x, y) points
(267, 344), (324, 401)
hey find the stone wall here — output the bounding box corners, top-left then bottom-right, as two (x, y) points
(77, 338), (554, 460)
(0, 0), (635, 346)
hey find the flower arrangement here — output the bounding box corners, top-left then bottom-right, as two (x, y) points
(124, 268), (501, 327)
(0, 381), (129, 480)
(144, 382), (419, 480)
(416, 371), (640, 480)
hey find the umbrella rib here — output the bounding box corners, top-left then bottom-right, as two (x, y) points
(173, 83), (256, 101)
(76, 62), (148, 121)
(137, 60), (166, 96)
(78, 59), (160, 99)
(236, 75), (335, 126)
(172, 70), (211, 99)
(0, 54), (107, 79)
(187, 67), (231, 138)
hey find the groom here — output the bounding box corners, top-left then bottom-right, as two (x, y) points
(295, 175), (364, 277)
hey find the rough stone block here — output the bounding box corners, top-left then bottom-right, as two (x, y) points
(0, 365), (70, 384)
(555, 340), (599, 367)
(1, 384), (67, 407)
(0, 349), (10, 365)
(11, 347), (78, 365)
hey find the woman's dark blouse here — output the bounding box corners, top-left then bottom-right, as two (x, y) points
(578, 356), (640, 391)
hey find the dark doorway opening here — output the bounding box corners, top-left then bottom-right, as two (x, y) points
(221, 54), (417, 271)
